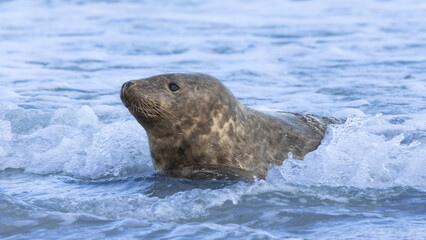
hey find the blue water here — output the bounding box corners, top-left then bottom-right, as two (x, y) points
(1, 0), (425, 239)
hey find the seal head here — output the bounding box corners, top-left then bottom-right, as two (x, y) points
(121, 73), (335, 181)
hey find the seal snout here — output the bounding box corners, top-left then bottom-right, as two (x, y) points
(120, 79), (167, 120)
(122, 81), (134, 92)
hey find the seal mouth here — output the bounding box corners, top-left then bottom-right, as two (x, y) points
(126, 102), (164, 120)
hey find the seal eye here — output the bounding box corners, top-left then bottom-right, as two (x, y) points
(168, 83), (180, 92)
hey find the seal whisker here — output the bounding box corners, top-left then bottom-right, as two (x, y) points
(148, 106), (163, 118)
(134, 103), (150, 119)
(158, 105), (178, 120)
(151, 104), (163, 116)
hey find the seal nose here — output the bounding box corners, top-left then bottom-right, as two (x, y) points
(122, 81), (135, 92)
(121, 81), (135, 106)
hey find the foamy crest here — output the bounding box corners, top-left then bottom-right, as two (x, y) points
(267, 114), (426, 190)
(0, 103), (152, 178)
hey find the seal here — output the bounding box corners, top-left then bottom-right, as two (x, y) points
(121, 73), (336, 181)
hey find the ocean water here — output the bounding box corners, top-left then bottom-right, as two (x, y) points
(0, 0), (425, 239)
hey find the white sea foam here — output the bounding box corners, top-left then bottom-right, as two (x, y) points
(1, 101), (425, 190)
(0, 103), (152, 178)
(267, 114), (426, 190)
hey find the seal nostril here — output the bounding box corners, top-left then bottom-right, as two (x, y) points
(121, 81), (135, 106)
(122, 81), (134, 91)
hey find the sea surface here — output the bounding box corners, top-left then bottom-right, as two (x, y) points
(1, 0), (425, 239)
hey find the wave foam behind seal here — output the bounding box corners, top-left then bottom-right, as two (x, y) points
(267, 113), (426, 190)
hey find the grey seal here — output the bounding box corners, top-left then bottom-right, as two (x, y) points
(120, 73), (337, 181)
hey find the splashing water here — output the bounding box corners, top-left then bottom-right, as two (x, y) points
(269, 114), (426, 190)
